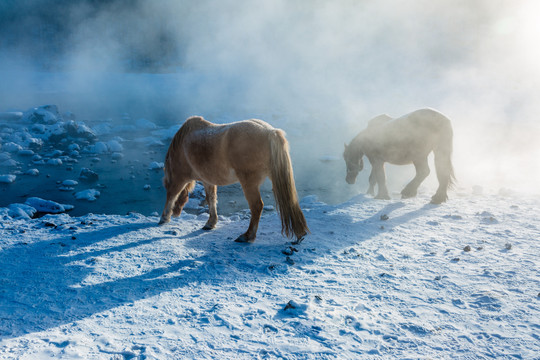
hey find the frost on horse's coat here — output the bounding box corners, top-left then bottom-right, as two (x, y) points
(343, 108), (455, 204)
(159, 116), (309, 243)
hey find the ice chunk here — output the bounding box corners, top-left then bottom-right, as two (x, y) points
(62, 179), (79, 187)
(83, 141), (109, 154)
(2, 142), (22, 153)
(135, 118), (157, 129)
(24, 105), (60, 125)
(75, 189), (100, 201)
(25, 168), (39, 176)
(106, 140), (123, 153)
(17, 149), (34, 156)
(25, 197), (74, 213)
(8, 203), (36, 219)
(47, 158), (63, 166)
(0, 111), (23, 120)
(0, 174), (16, 183)
(0, 159), (19, 167)
(149, 161), (164, 170)
(67, 143), (80, 152)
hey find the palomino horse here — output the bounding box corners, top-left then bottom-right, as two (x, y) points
(159, 116), (309, 243)
(343, 108), (455, 204)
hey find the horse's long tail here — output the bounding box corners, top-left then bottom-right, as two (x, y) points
(433, 121), (456, 201)
(269, 130), (309, 240)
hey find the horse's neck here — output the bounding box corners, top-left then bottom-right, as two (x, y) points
(350, 134), (365, 154)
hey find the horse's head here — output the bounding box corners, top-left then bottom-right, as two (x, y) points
(343, 143), (363, 184)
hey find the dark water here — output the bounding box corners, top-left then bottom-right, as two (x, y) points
(1, 132), (362, 218)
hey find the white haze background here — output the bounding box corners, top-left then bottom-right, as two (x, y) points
(1, 0), (540, 194)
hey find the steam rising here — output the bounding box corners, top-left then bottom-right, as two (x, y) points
(1, 0), (540, 195)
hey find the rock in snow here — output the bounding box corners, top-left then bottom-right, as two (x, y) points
(79, 168), (99, 182)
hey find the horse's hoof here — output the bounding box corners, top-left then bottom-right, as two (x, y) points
(158, 218), (169, 226)
(375, 195), (391, 200)
(430, 197), (446, 205)
(202, 224), (215, 231)
(430, 194), (447, 204)
(234, 234), (254, 243)
(292, 236), (305, 245)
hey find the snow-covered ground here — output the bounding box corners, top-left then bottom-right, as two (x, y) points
(0, 191), (538, 359)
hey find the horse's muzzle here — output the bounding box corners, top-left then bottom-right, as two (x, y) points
(345, 175), (357, 184)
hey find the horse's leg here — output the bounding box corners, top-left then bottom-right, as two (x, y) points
(235, 177), (264, 243)
(159, 180), (189, 225)
(202, 183), (218, 230)
(172, 187), (190, 217)
(401, 158), (430, 199)
(431, 150), (453, 204)
(367, 169), (376, 196)
(372, 161), (390, 200)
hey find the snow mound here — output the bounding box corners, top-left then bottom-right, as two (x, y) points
(282, 300), (310, 317)
(0, 174), (16, 183)
(2, 142), (22, 153)
(75, 189), (100, 201)
(24, 168), (39, 176)
(25, 197), (74, 214)
(135, 118), (157, 129)
(8, 203), (37, 219)
(149, 161), (164, 170)
(62, 179), (78, 187)
(0, 159), (19, 167)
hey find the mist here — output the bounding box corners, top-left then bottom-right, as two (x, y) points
(1, 0), (540, 197)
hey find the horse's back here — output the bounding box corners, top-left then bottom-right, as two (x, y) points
(224, 119), (276, 173)
(180, 118), (276, 184)
(367, 114), (392, 129)
(399, 108), (452, 129)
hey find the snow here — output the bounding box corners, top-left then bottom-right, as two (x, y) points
(46, 158), (63, 166)
(2, 142), (22, 152)
(24, 197), (74, 214)
(0, 174), (16, 183)
(0, 193), (538, 358)
(0, 159), (18, 167)
(24, 168), (40, 176)
(62, 179), (79, 187)
(135, 118), (158, 130)
(148, 161), (164, 170)
(7, 203), (36, 219)
(75, 189), (101, 202)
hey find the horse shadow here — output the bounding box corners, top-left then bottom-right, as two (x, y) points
(0, 218), (289, 340)
(0, 197), (436, 340)
(362, 200), (437, 228)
